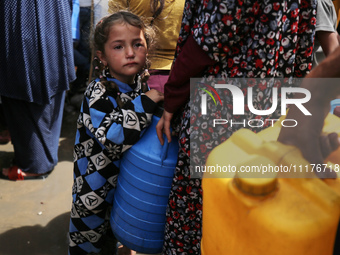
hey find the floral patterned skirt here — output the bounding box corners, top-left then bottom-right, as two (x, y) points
(162, 103), (203, 255)
(161, 83), (285, 254)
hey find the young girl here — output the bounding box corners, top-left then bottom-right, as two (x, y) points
(108, 0), (185, 94)
(68, 11), (163, 255)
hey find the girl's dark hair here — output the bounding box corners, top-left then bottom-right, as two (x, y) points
(109, 0), (165, 23)
(150, 0), (165, 22)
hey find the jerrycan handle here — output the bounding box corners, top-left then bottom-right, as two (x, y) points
(153, 104), (171, 164)
(160, 137), (170, 163)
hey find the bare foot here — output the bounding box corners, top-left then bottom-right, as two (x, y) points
(117, 244), (136, 255)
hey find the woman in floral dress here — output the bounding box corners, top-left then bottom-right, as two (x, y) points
(156, 0), (318, 254)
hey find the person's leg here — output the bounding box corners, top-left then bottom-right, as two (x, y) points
(69, 206), (112, 255)
(162, 152), (202, 255)
(78, 7), (91, 60)
(162, 105), (202, 254)
(68, 178), (116, 255)
(69, 145), (120, 254)
(71, 48), (91, 94)
(0, 101), (10, 144)
(1, 91), (65, 175)
(72, 6), (91, 91)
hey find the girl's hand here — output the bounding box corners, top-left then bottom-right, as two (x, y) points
(156, 110), (173, 145)
(145, 89), (164, 103)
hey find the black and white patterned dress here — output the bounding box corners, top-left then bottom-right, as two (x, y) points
(68, 75), (157, 255)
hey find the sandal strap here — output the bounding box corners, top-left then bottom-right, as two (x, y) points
(8, 166), (24, 180)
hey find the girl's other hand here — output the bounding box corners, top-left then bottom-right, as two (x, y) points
(145, 89), (164, 103)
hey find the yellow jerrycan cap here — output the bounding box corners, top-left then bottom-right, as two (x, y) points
(234, 155), (278, 196)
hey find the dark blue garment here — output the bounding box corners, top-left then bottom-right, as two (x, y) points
(1, 91), (66, 174)
(0, 0), (76, 104)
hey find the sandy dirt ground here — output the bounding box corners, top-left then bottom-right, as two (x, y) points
(0, 109), (77, 255)
(0, 102), (158, 255)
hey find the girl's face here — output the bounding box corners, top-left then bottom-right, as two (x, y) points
(97, 22), (148, 84)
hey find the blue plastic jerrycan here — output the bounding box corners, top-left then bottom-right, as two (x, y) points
(110, 107), (179, 254)
(71, 0), (80, 41)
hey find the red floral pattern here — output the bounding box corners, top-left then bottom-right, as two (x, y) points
(162, 0), (317, 254)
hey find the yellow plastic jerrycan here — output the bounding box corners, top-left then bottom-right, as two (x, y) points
(201, 113), (340, 255)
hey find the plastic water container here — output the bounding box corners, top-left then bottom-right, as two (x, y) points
(71, 0), (80, 41)
(331, 99), (340, 114)
(201, 113), (340, 255)
(110, 108), (179, 254)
